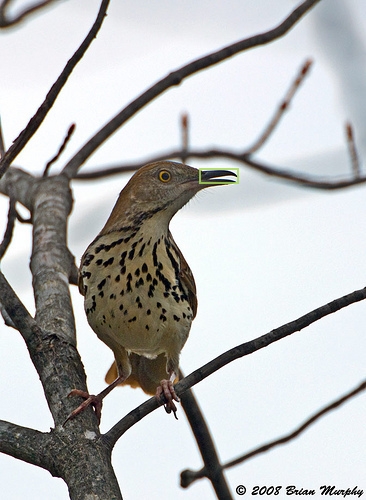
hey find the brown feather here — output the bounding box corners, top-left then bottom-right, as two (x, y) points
(168, 230), (197, 318)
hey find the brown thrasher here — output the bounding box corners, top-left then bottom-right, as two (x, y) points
(66, 160), (235, 422)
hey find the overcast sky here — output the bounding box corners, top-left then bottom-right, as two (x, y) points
(0, 1), (365, 499)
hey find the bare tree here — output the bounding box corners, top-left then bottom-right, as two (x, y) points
(0, 1), (364, 498)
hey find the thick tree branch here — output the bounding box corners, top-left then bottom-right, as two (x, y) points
(0, 420), (53, 470)
(0, 419), (122, 499)
(0, 0), (110, 179)
(181, 379), (366, 486)
(0, 168), (36, 328)
(27, 175), (95, 426)
(62, 0), (321, 179)
(30, 175), (75, 342)
(0, 167), (37, 211)
(0, 169), (120, 497)
(0, 262), (88, 428)
(0, 168), (94, 426)
(104, 286), (366, 445)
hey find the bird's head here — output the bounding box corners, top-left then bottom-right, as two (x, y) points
(102, 161), (236, 232)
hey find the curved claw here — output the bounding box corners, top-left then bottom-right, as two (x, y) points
(156, 379), (180, 420)
(64, 389), (103, 425)
(64, 376), (125, 426)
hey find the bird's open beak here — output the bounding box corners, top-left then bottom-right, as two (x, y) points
(199, 169), (237, 185)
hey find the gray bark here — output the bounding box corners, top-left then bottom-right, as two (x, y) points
(0, 168), (123, 499)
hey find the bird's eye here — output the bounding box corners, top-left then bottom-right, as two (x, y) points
(158, 170), (172, 183)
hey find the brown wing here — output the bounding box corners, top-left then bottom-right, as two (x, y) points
(78, 270), (85, 296)
(78, 249), (91, 296)
(168, 230), (197, 318)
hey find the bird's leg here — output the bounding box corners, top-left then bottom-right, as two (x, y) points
(64, 376), (125, 425)
(64, 348), (131, 425)
(156, 371), (180, 420)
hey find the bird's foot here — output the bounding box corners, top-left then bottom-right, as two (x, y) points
(156, 379), (180, 420)
(64, 376), (125, 425)
(64, 389), (103, 425)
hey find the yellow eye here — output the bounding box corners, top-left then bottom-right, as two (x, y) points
(158, 170), (172, 183)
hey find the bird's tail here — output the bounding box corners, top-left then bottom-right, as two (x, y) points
(105, 353), (178, 396)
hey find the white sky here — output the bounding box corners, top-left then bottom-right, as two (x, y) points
(0, 1), (365, 498)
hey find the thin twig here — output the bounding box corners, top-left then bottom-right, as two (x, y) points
(0, 0), (11, 14)
(181, 113), (189, 164)
(182, 379), (366, 486)
(62, 0), (321, 179)
(103, 285), (366, 446)
(226, 379), (366, 469)
(0, 271), (36, 341)
(247, 59), (313, 154)
(241, 154), (366, 190)
(0, 0), (58, 28)
(0, 188), (17, 259)
(0, 116), (5, 159)
(15, 210), (32, 224)
(179, 370), (232, 498)
(345, 122), (361, 179)
(0, 0), (110, 179)
(0, 191), (17, 328)
(0, 302), (16, 328)
(74, 146), (366, 190)
(43, 123), (76, 177)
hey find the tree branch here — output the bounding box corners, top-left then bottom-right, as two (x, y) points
(0, 167), (37, 211)
(181, 379), (366, 486)
(224, 379), (366, 469)
(0, 0), (58, 28)
(43, 123), (76, 177)
(180, 113), (189, 164)
(0, 115), (5, 158)
(0, 168), (94, 427)
(240, 154), (366, 190)
(27, 175), (95, 426)
(0, 271), (36, 341)
(179, 377), (232, 499)
(0, 420), (53, 471)
(345, 122), (361, 179)
(246, 59), (313, 155)
(104, 286), (366, 445)
(62, 0), (321, 179)
(0, 0), (110, 179)
(74, 146), (366, 190)
(0, 259), (121, 496)
(0, 186), (17, 260)
(30, 175), (75, 341)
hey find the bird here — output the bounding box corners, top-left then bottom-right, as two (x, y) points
(66, 160), (236, 423)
